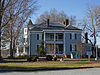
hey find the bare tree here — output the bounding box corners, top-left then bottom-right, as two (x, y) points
(50, 8), (58, 22)
(76, 41), (86, 58)
(79, 5), (100, 57)
(70, 16), (76, 25)
(57, 10), (68, 23)
(35, 8), (69, 24)
(0, 0), (38, 58)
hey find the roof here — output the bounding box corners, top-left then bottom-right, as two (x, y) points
(25, 19), (82, 31)
(24, 19), (35, 28)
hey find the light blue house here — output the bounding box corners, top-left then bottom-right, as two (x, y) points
(23, 19), (82, 57)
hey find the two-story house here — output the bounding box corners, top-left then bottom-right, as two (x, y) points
(23, 19), (82, 57)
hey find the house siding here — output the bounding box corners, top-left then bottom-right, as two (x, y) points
(64, 32), (81, 55)
(29, 31), (81, 56)
(30, 32), (43, 55)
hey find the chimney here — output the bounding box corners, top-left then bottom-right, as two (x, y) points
(65, 19), (69, 26)
(46, 19), (49, 27)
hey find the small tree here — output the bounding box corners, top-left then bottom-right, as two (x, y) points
(76, 41), (86, 58)
(37, 41), (46, 56)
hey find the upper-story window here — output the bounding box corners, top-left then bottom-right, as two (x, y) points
(50, 34), (54, 40)
(58, 34), (63, 40)
(75, 33), (77, 39)
(37, 34), (43, 40)
(70, 33), (77, 40)
(70, 33), (72, 39)
(37, 34), (39, 40)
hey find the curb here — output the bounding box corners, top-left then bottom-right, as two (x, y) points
(0, 67), (94, 72)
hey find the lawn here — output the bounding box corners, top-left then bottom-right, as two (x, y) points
(0, 58), (100, 69)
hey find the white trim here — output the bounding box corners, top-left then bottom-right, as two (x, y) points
(43, 30), (82, 32)
(44, 32), (46, 49)
(64, 32), (65, 54)
(30, 30), (82, 32)
(23, 46), (26, 54)
(54, 32), (56, 54)
(44, 31), (63, 33)
(30, 31), (43, 32)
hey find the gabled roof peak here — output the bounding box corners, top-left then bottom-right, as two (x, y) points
(27, 19), (33, 25)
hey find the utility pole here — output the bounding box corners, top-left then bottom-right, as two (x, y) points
(94, 14), (100, 60)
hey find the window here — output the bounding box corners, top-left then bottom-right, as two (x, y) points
(37, 45), (39, 49)
(39, 34), (42, 40)
(37, 34), (39, 40)
(70, 44), (76, 52)
(70, 33), (72, 39)
(24, 38), (27, 42)
(24, 38), (25, 42)
(72, 43), (75, 51)
(58, 34), (63, 39)
(75, 44), (77, 51)
(75, 33), (77, 39)
(24, 28), (27, 32)
(70, 44), (72, 51)
(50, 34), (54, 40)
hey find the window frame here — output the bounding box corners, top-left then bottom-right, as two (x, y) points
(75, 33), (77, 39)
(37, 34), (39, 40)
(70, 44), (72, 52)
(70, 33), (72, 39)
(37, 44), (40, 49)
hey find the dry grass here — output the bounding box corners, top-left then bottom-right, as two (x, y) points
(82, 62), (100, 67)
(0, 58), (100, 69)
(0, 61), (91, 68)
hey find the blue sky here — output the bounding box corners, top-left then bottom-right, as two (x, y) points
(31, 0), (100, 45)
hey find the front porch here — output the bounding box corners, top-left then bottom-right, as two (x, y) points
(44, 32), (66, 55)
(46, 44), (64, 55)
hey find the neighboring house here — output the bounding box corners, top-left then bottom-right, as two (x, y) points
(23, 19), (82, 57)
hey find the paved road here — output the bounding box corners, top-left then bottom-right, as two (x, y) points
(0, 68), (100, 75)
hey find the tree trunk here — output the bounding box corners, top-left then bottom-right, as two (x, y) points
(0, 0), (5, 58)
(0, 0), (2, 58)
(10, 38), (13, 58)
(10, 23), (13, 58)
(12, 40), (15, 57)
(0, 15), (2, 58)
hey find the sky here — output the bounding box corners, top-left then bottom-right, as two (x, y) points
(31, 0), (100, 46)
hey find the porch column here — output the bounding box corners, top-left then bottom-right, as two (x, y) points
(64, 32), (66, 54)
(16, 45), (19, 54)
(23, 45), (26, 54)
(44, 32), (46, 49)
(54, 32), (56, 54)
